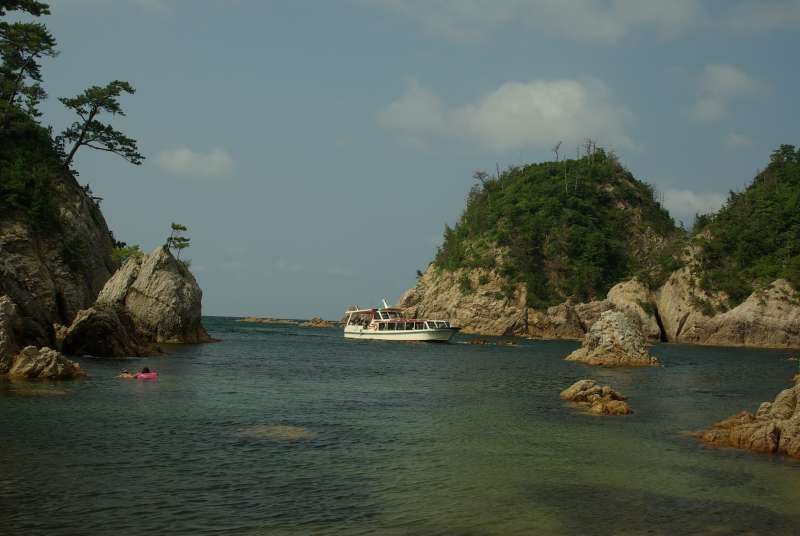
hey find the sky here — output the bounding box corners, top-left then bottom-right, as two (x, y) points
(22, 0), (800, 318)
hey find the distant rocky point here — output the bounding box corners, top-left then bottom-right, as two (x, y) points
(697, 381), (800, 459)
(560, 379), (632, 415)
(299, 317), (339, 328)
(565, 310), (660, 367)
(237, 317), (300, 325)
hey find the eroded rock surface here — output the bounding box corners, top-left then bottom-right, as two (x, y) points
(299, 317), (338, 328)
(8, 346), (86, 380)
(560, 379), (632, 415)
(566, 310), (660, 367)
(699, 382), (800, 459)
(64, 246), (212, 356)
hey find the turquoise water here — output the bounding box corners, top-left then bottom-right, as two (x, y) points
(2, 317), (799, 535)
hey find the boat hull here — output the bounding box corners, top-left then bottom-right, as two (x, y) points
(344, 327), (457, 342)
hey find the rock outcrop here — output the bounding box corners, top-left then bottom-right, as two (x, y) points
(565, 310), (660, 367)
(0, 295), (22, 373)
(8, 346), (86, 380)
(607, 279), (662, 342)
(0, 173), (116, 347)
(699, 382), (800, 459)
(398, 264), (527, 336)
(299, 317), (338, 328)
(560, 379), (632, 415)
(63, 246), (213, 357)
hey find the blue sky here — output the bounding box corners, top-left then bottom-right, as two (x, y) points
(27, 0), (800, 318)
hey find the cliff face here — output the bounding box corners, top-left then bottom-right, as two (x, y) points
(0, 173), (116, 346)
(400, 263), (800, 349)
(398, 263), (527, 336)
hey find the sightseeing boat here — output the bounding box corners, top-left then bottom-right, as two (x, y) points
(343, 300), (459, 342)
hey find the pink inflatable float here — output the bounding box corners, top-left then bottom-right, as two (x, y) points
(135, 372), (158, 380)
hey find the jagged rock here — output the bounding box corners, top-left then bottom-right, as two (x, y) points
(398, 263), (527, 336)
(0, 173), (116, 347)
(560, 379), (632, 415)
(63, 246), (213, 357)
(699, 382), (800, 458)
(62, 305), (155, 357)
(527, 302), (585, 339)
(96, 246), (212, 343)
(8, 346), (86, 380)
(238, 316), (299, 325)
(607, 279), (662, 342)
(565, 310), (660, 367)
(299, 317), (338, 328)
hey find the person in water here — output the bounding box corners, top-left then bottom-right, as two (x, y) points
(118, 369), (135, 379)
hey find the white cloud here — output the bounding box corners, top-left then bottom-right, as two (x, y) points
(157, 147), (234, 178)
(691, 64), (768, 121)
(373, 0), (704, 42)
(662, 189), (726, 224)
(377, 78), (633, 152)
(724, 133), (754, 148)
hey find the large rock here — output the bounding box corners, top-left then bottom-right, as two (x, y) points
(607, 279), (662, 342)
(560, 379), (632, 415)
(0, 173), (116, 347)
(699, 382), (800, 459)
(398, 263), (527, 336)
(8, 346), (86, 380)
(565, 310), (660, 367)
(96, 246), (211, 343)
(63, 246), (213, 357)
(62, 305), (155, 357)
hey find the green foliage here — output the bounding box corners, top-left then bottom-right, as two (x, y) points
(166, 222), (191, 259)
(111, 244), (142, 265)
(0, 1), (50, 17)
(60, 233), (88, 270)
(478, 274), (489, 286)
(0, 20), (57, 120)
(697, 144), (800, 304)
(691, 296), (717, 317)
(457, 273), (473, 294)
(59, 80), (144, 168)
(434, 149), (678, 307)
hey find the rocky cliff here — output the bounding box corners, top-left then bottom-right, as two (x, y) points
(0, 172), (116, 347)
(63, 246), (213, 357)
(565, 310), (660, 367)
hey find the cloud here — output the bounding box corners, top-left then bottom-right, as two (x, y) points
(723, 0), (800, 32)
(157, 147), (234, 178)
(662, 189), (726, 224)
(378, 78), (633, 152)
(373, 1), (800, 42)
(373, 0), (704, 42)
(724, 133), (754, 148)
(691, 64), (768, 121)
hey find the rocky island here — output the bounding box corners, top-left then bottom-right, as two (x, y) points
(565, 310), (660, 367)
(399, 146), (800, 350)
(560, 379), (632, 415)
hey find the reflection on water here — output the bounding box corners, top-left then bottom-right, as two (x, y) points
(1, 317), (799, 535)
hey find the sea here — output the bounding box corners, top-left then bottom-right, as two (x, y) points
(2, 316), (799, 535)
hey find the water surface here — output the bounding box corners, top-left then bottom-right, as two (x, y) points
(2, 317), (799, 535)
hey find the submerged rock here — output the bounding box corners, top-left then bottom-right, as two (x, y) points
(699, 382), (800, 459)
(560, 379), (632, 415)
(8, 346), (86, 380)
(565, 310), (660, 367)
(64, 246), (213, 357)
(238, 424), (318, 440)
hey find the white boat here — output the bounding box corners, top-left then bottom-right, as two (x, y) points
(343, 300), (459, 342)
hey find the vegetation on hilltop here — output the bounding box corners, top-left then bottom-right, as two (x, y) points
(695, 144), (800, 305)
(434, 147), (682, 308)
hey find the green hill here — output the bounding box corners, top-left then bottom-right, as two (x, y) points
(434, 149), (682, 308)
(695, 144), (800, 305)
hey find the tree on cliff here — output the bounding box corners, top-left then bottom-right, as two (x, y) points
(58, 80), (144, 169)
(166, 222), (191, 260)
(0, 1), (56, 123)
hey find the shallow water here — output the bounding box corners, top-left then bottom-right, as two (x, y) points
(2, 317), (799, 535)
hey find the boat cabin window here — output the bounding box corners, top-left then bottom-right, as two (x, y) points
(388, 323), (396, 331)
(378, 322), (386, 331)
(415, 322), (424, 330)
